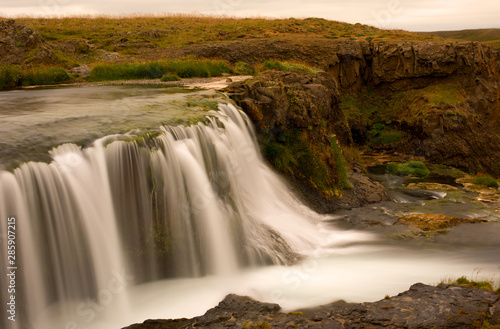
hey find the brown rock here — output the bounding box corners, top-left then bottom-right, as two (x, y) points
(395, 213), (487, 236)
(0, 19), (56, 65)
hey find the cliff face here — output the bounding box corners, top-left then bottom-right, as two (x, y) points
(185, 38), (500, 175)
(226, 70), (388, 213)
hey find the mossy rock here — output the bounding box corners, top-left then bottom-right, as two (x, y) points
(387, 161), (430, 177)
(395, 213), (486, 237)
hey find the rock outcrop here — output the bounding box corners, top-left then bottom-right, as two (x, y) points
(0, 20), (56, 65)
(226, 70), (387, 213)
(123, 283), (500, 328)
(185, 38), (500, 176)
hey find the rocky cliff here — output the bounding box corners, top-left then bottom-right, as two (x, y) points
(184, 38), (500, 176)
(225, 70), (387, 213)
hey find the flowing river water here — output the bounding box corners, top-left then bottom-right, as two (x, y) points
(0, 86), (499, 329)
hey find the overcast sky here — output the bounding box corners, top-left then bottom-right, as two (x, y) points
(1, 0), (499, 31)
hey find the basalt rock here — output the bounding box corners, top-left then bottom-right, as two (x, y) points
(123, 283), (500, 328)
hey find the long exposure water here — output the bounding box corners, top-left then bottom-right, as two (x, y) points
(0, 86), (499, 329)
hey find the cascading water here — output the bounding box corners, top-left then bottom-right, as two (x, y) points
(0, 103), (344, 329)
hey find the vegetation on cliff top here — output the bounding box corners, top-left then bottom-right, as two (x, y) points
(1, 15), (449, 73)
(420, 28), (500, 51)
(341, 83), (467, 147)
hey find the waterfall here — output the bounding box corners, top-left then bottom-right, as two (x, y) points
(0, 103), (332, 329)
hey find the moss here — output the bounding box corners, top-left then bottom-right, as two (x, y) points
(473, 176), (499, 188)
(367, 123), (404, 146)
(453, 276), (495, 292)
(234, 61), (254, 75)
(329, 137), (351, 190)
(261, 129), (335, 192)
(387, 161), (430, 177)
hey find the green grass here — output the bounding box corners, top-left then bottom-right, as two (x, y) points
(234, 61), (255, 75)
(160, 73), (181, 81)
(443, 274), (499, 294)
(0, 65), (72, 88)
(260, 60), (323, 74)
(261, 129), (332, 191)
(12, 16), (444, 57)
(419, 28), (500, 50)
(329, 137), (351, 190)
(473, 176), (499, 188)
(367, 123), (404, 146)
(387, 161), (430, 177)
(0, 65), (23, 88)
(87, 59), (232, 82)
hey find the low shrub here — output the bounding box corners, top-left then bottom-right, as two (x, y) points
(234, 61), (254, 75)
(473, 176), (499, 188)
(87, 59), (232, 82)
(0, 65), (23, 88)
(0, 65), (72, 88)
(23, 67), (72, 85)
(160, 73), (181, 81)
(387, 161), (430, 177)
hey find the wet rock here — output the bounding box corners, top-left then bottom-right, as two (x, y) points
(123, 283), (500, 328)
(406, 182), (459, 191)
(394, 213), (487, 237)
(455, 176), (500, 209)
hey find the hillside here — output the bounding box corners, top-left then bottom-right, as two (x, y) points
(419, 28), (500, 50)
(1, 15), (445, 68)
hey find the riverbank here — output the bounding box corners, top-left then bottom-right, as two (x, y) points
(19, 75), (252, 90)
